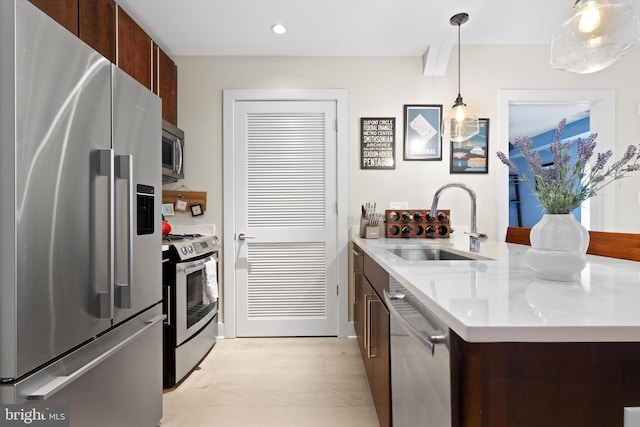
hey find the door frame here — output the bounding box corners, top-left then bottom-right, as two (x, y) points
(222, 89), (350, 338)
(497, 89), (615, 239)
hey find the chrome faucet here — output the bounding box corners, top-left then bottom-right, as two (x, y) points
(430, 183), (487, 252)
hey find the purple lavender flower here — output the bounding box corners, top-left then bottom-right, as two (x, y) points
(553, 118), (567, 144)
(576, 133), (597, 160)
(594, 150), (613, 171)
(495, 119), (640, 214)
(513, 136), (533, 153)
(496, 151), (518, 171)
(623, 145), (637, 161)
(528, 149), (543, 174)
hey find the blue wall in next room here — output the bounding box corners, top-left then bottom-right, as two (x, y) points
(509, 117), (590, 228)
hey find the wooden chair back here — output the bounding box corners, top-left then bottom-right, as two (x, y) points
(505, 227), (640, 262)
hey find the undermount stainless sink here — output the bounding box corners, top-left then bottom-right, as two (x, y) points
(387, 248), (488, 261)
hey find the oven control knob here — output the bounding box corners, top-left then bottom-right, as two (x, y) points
(188, 246), (194, 253)
(181, 247), (188, 255)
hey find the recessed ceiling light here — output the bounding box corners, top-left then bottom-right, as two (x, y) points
(271, 24), (287, 35)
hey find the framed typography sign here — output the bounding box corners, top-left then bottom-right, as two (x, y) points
(360, 117), (396, 169)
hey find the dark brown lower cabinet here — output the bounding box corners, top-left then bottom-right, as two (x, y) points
(451, 330), (640, 427)
(370, 294), (390, 426)
(353, 242), (640, 427)
(353, 243), (390, 427)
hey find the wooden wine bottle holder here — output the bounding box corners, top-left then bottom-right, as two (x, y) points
(384, 209), (451, 239)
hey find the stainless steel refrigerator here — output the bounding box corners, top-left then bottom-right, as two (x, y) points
(0, 1), (164, 425)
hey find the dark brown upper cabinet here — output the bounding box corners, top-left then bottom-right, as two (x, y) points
(117, 5), (152, 90)
(28, 0), (78, 35)
(79, 0), (116, 63)
(154, 43), (178, 125)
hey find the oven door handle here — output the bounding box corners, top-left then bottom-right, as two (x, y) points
(176, 255), (215, 272)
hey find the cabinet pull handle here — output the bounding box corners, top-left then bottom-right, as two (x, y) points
(364, 294), (371, 352)
(367, 296), (375, 359)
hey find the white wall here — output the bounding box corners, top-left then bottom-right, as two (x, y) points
(166, 45), (640, 239)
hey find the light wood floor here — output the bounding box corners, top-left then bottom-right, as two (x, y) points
(160, 337), (380, 427)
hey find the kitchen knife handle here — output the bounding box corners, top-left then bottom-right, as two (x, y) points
(96, 149), (114, 319)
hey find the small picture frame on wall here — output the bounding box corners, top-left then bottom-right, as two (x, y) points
(175, 199), (188, 212)
(190, 203), (203, 217)
(403, 104), (443, 161)
(450, 118), (489, 174)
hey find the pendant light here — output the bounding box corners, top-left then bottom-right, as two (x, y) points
(550, 0), (640, 74)
(443, 13), (479, 143)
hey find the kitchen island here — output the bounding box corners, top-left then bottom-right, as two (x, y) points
(351, 230), (640, 427)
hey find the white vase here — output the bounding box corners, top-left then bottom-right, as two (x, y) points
(524, 214), (590, 282)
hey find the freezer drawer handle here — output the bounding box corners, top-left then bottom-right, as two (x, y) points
(27, 314), (165, 400)
(384, 289), (447, 356)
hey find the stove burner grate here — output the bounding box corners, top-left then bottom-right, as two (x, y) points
(162, 233), (204, 243)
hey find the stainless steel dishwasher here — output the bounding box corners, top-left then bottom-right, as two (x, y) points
(384, 278), (451, 427)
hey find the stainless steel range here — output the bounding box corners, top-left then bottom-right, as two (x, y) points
(162, 234), (220, 388)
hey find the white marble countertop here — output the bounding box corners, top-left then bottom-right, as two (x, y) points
(351, 229), (640, 343)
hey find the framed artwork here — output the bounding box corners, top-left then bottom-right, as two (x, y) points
(360, 117), (396, 169)
(450, 118), (489, 174)
(403, 104), (442, 161)
(190, 203), (204, 217)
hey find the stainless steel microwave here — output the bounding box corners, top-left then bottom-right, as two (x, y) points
(162, 120), (184, 182)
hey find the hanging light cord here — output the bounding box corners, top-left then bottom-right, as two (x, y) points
(450, 13), (469, 106)
(457, 21), (461, 100)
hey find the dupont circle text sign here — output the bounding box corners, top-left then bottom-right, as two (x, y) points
(360, 118), (395, 169)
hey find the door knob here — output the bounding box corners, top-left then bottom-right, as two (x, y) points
(237, 233), (255, 240)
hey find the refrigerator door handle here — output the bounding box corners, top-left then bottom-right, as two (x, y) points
(27, 314), (166, 400)
(96, 149), (114, 319)
(115, 154), (133, 309)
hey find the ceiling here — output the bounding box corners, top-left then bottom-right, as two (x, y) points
(118, 0), (581, 61)
(116, 0), (633, 139)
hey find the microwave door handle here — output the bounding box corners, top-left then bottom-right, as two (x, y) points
(176, 140), (183, 174)
(115, 154), (133, 308)
(96, 149), (114, 319)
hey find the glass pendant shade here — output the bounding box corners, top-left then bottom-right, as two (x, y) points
(443, 96), (479, 143)
(550, 0), (640, 74)
(444, 13), (480, 143)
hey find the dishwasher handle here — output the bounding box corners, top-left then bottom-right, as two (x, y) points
(384, 289), (447, 356)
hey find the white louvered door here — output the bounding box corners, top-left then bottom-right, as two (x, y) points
(235, 100), (338, 336)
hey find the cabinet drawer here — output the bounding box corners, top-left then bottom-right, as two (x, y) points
(364, 253), (389, 299)
(353, 243), (364, 273)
